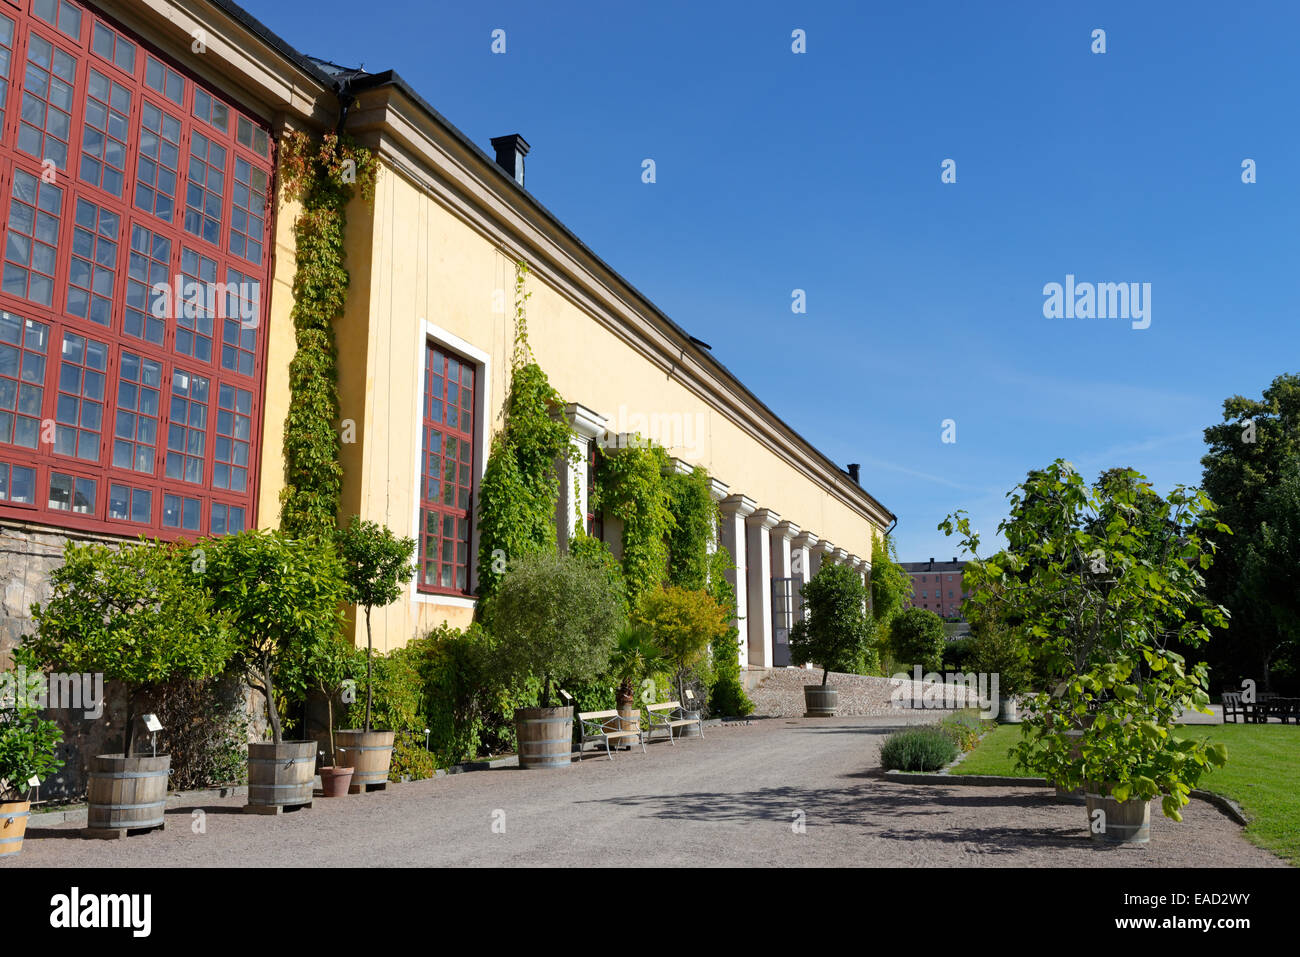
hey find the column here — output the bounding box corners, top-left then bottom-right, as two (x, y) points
(772, 521), (800, 666)
(811, 540), (834, 579)
(746, 508), (781, 669)
(790, 531), (818, 617)
(719, 494), (756, 669)
(850, 555), (867, 614)
(833, 546), (850, 567)
(706, 478), (729, 555)
(555, 403), (607, 550)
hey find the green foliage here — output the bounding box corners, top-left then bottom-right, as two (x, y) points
(389, 730), (436, 781)
(205, 530), (346, 744)
(608, 624), (665, 701)
(29, 538), (233, 754)
(666, 466), (714, 590)
(966, 604), (1031, 696)
(277, 130), (378, 538)
(486, 550), (623, 707)
(144, 672), (251, 790)
(789, 561), (874, 683)
(938, 709), (990, 752)
(476, 263), (576, 600)
(942, 460), (1230, 820)
(879, 725), (959, 772)
(942, 635), (977, 671)
(341, 644), (422, 734)
(704, 543), (753, 716)
(594, 442), (674, 608)
(870, 533), (912, 629)
(0, 651), (63, 800)
(568, 532), (627, 615)
(632, 585), (728, 702)
(889, 607), (948, 672)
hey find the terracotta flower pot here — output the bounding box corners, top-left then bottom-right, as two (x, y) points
(319, 766), (354, 798)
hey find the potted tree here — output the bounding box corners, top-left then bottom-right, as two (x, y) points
(205, 530), (345, 813)
(487, 550), (622, 769)
(789, 562), (872, 717)
(28, 539), (232, 837)
(334, 517), (416, 792)
(633, 586), (728, 736)
(0, 652), (64, 857)
(944, 462), (1231, 843)
(298, 633), (364, 797)
(607, 624), (664, 743)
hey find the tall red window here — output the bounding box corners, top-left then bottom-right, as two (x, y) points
(418, 344), (475, 594)
(0, 0), (274, 538)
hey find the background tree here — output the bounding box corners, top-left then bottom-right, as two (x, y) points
(336, 517), (416, 731)
(888, 607), (947, 672)
(206, 530), (346, 744)
(1201, 373), (1300, 692)
(29, 540), (233, 755)
(790, 561), (873, 683)
(870, 533), (912, 632)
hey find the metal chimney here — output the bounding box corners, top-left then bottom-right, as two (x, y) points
(847, 463), (860, 485)
(490, 134), (530, 187)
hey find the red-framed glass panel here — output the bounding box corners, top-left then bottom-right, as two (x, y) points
(418, 344), (475, 595)
(0, 0), (275, 539)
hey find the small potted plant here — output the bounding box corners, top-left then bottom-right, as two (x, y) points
(334, 517), (416, 792)
(487, 550), (622, 769)
(789, 562), (872, 717)
(205, 530), (345, 814)
(29, 539), (232, 837)
(299, 633), (364, 798)
(0, 653), (64, 857)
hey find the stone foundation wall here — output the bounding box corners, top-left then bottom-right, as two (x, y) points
(748, 667), (990, 718)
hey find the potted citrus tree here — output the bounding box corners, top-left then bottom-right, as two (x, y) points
(29, 539), (232, 837)
(0, 651), (64, 857)
(789, 562), (873, 717)
(205, 529), (345, 814)
(333, 517), (415, 792)
(296, 632), (364, 797)
(487, 549), (622, 769)
(944, 462), (1230, 843)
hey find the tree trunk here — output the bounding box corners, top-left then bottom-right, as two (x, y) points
(263, 662), (282, 744)
(123, 691), (137, 756)
(326, 691), (335, 762)
(821, 666), (829, 686)
(364, 606), (373, 733)
(541, 674), (552, 710)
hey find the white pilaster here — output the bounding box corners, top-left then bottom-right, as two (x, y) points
(791, 531), (818, 619)
(555, 403), (606, 550)
(720, 494), (756, 669)
(706, 478), (729, 556)
(811, 540), (834, 578)
(772, 521), (800, 666)
(745, 507), (781, 669)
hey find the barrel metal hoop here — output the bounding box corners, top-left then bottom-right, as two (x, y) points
(520, 737), (573, 746)
(89, 769), (168, 779)
(517, 717), (571, 724)
(249, 782), (314, 789)
(335, 745), (393, 752)
(248, 756), (314, 765)
(88, 816), (165, 830)
(0, 835), (27, 844)
(91, 800), (166, 811)
(3, 811), (31, 823)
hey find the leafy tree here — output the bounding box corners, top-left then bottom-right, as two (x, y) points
(486, 549), (622, 708)
(292, 632), (364, 764)
(870, 534), (912, 631)
(607, 624), (664, 705)
(889, 607), (947, 672)
(633, 586), (729, 703)
(335, 517), (416, 731)
(942, 460), (1230, 821)
(1, 648), (64, 800)
(789, 561), (874, 684)
(28, 539), (234, 755)
(205, 530), (346, 744)
(1201, 373), (1300, 690)
(1236, 457), (1300, 688)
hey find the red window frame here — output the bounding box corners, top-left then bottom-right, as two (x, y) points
(0, 0), (274, 540)
(417, 343), (475, 596)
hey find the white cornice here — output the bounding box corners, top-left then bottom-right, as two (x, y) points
(720, 494), (757, 519)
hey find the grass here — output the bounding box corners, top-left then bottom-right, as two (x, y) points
(953, 721), (1300, 863)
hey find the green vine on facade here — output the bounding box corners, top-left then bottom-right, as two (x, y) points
(476, 261), (576, 600)
(277, 130), (378, 538)
(666, 465), (714, 590)
(592, 440), (675, 609)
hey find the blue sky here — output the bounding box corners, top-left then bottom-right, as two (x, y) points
(243, 0), (1300, 561)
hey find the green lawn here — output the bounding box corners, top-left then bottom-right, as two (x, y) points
(952, 722), (1300, 864)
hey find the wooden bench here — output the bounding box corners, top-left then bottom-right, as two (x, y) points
(1222, 692), (1252, 723)
(576, 709), (645, 760)
(645, 701), (702, 744)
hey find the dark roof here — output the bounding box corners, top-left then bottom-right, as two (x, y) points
(203, 0), (895, 526)
(900, 560), (967, 573)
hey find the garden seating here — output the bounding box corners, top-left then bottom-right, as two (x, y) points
(645, 702), (702, 744)
(1222, 692), (1255, 723)
(1222, 693), (1300, 723)
(575, 709), (645, 760)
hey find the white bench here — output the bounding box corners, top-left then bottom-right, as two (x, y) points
(646, 701), (702, 744)
(576, 709), (645, 760)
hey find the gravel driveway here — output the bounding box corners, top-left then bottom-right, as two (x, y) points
(8, 716), (1283, 868)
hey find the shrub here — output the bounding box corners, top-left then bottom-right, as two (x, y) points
(0, 651), (64, 800)
(487, 550), (623, 707)
(633, 586), (729, 703)
(389, 730), (436, 781)
(790, 562), (874, 681)
(938, 709), (987, 752)
(342, 645), (421, 735)
(888, 608), (947, 672)
(706, 544), (754, 716)
(879, 726), (959, 772)
(942, 636), (977, 671)
(29, 538), (234, 754)
(707, 673), (754, 718)
(143, 673), (251, 789)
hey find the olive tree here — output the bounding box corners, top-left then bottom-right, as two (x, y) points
(942, 460), (1229, 820)
(29, 539), (233, 755)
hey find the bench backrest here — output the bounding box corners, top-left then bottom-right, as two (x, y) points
(647, 701), (680, 713)
(1222, 693), (1241, 706)
(578, 709), (621, 721)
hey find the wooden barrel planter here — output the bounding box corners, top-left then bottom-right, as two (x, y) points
(1, 800), (30, 857)
(515, 706), (574, 769)
(334, 730), (395, 793)
(672, 709), (703, 739)
(804, 685), (839, 717)
(997, 696), (1021, 724)
(608, 704), (641, 750)
(245, 740), (315, 814)
(85, 753), (170, 838)
(1085, 785), (1152, 844)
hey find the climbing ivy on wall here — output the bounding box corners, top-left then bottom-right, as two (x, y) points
(592, 441), (675, 609)
(665, 465), (714, 591)
(277, 130), (378, 538)
(476, 262), (576, 600)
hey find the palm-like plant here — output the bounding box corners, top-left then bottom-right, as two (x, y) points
(608, 624), (664, 705)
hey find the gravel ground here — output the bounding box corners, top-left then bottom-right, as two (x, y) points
(7, 715), (1283, 868)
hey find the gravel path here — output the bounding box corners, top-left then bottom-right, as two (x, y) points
(8, 716), (1283, 868)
